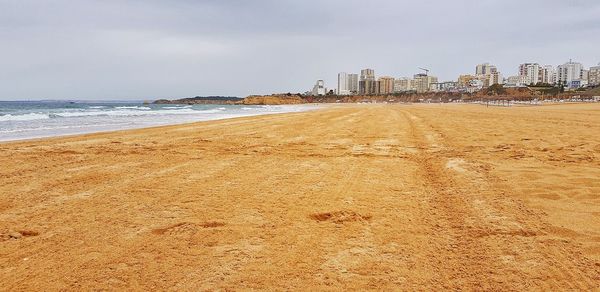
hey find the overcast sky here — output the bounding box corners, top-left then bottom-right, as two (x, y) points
(1, 0), (599, 100)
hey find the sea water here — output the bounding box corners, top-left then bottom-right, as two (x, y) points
(0, 101), (314, 141)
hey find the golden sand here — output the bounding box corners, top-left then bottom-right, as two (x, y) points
(1, 103), (599, 290)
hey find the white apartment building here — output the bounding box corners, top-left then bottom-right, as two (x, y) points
(519, 63), (556, 85)
(347, 74), (359, 94)
(337, 72), (350, 95)
(518, 63), (533, 76)
(541, 65), (556, 84)
(491, 71), (504, 86)
(526, 65), (539, 84)
(582, 69), (589, 81)
(556, 60), (584, 84)
(519, 63), (540, 85)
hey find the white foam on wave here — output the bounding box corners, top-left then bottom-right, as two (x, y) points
(0, 122), (124, 133)
(52, 108), (225, 118)
(163, 105), (191, 109)
(0, 104), (317, 142)
(199, 109), (227, 114)
(0, 113), (50, 122)
(0, 107), (230, 122)
(115, 106), (151, 110)
(0, 105), (311, 124)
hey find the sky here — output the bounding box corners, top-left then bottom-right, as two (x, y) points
(1, 0), (599, 100)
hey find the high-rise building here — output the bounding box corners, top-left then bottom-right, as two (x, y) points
(393, 78), (413, 93)
(589, 64), (600, 86)
(557, 60), (584, 84)
(337, 72), (350, 95)
(359, 80), (378, 95)
(475, 63), (501, 87)
(476, 63), (496, 75)
(347, 74), (359, 94)
(492, 71), (504, 86)
(378, 76), (395, 94)
(518, 64), (527, 76)
(540, 65), (556, 84)
(519, 63), (540, 85)
(311, 80), (326, 96)
(359, 68), (377, 95)
(413, 74), (438, 93)
(360, 69), (375, 81)
(519, 63), (556, 85)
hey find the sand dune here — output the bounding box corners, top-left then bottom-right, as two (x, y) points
(0, 103), (599, 290)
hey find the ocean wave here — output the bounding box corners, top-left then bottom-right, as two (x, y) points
(0, 108), (229, 121)
(88, 106), (106, 109)
(0, 104), (316, 141)
(1, 104), (309, 123)
(115, 106), (151, 110)
(0, 123), (124, 133)
(162, 106), (191, 109)
(0, 113), (50, 122)
(51, 108), (225, 118)
(192, 109), (226, 114)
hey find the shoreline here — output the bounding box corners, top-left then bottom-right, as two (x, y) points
(0, 103), (323, 144)
(1, 101), (594, 145)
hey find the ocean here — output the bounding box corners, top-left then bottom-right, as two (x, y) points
(0, 101), (314, 142)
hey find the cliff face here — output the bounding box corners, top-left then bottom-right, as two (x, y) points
(153, 96), (242, 105)
(242, 95), (305, 105)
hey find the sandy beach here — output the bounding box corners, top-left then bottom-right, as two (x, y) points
(1, 103), (599, 290)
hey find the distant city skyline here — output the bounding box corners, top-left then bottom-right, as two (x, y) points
(1, 0), (599, 100)
(321, 59), (598, 96)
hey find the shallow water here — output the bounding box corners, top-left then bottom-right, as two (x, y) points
(0, 101), (314, 141)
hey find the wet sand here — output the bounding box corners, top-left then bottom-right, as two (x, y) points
(1, 103), (599, 290)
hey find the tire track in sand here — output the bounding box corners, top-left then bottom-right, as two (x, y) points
(402, 110), (505, 289)
(401, 109), (599, 290)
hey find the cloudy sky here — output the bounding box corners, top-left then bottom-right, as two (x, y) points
(1, 0), (599, 100)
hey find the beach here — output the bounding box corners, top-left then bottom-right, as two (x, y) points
(1, 103), (599, 290)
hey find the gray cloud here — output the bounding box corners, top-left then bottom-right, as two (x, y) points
(1, 0), (599, 100)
